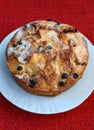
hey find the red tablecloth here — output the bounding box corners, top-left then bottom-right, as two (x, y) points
(0, 0), (94, 130)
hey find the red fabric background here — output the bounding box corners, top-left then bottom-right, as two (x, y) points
(0, 0), (94, 130)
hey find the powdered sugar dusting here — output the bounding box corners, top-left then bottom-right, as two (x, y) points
(46, 30), (60, 42)
(7, 39), (32, 63)
(15, 73), (25, 79)
(15, 29), (23, 38)
(15, 73), (30, 81)
(25, 24), (31, 28)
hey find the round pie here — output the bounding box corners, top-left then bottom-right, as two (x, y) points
(6, 20), (89, 96)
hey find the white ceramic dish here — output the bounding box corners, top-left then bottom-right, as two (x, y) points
(0, 28), (94, 114)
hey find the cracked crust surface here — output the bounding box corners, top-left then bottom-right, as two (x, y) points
(6, 20), (89, 96)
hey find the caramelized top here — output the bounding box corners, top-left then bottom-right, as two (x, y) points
(6, 20), (88, 91)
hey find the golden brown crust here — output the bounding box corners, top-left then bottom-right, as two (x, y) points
(6, 20), (89, 96)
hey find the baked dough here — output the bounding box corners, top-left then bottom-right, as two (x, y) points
(6, 20), (89, 96)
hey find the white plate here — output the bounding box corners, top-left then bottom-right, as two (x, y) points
(0, 28), (94, 114)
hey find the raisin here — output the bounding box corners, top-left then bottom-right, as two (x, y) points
(59, 81), (65, 86)
(12, 43), (17, 47)
(29, 80), (36, 88)
(54, 20), (60, 25)
(63, 29), (67, 34)
(17, 66), (23, 70)
(73, 73), (79, 79)
(62, 73), (68, 79)
(46, 45), (52, 49)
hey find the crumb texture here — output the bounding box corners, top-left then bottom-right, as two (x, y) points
(6, 20), (88, 96)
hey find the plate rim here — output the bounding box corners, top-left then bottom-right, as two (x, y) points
(0, 28), (94, 114)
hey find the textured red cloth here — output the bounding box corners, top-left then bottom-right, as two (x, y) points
(0, 0), (94, 130)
